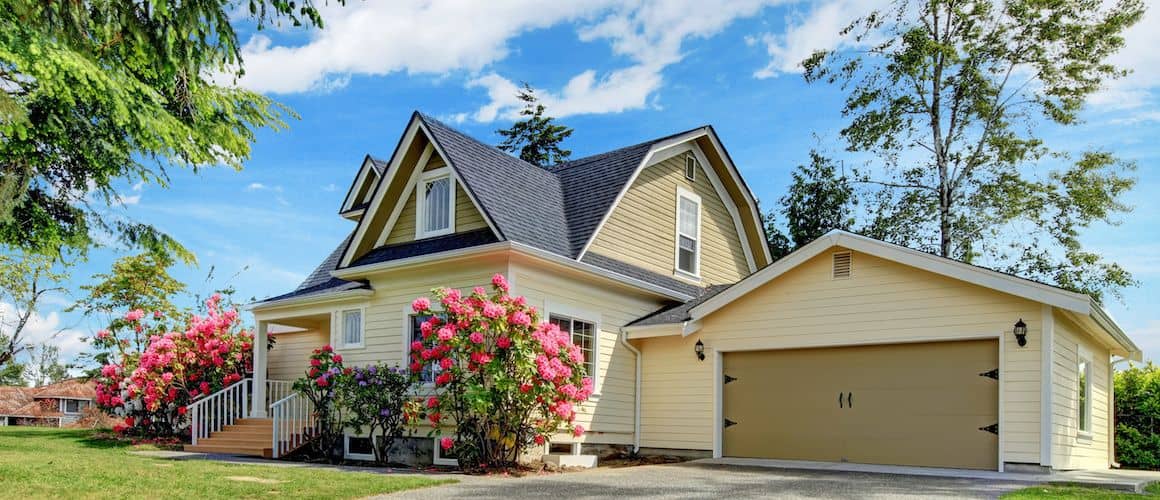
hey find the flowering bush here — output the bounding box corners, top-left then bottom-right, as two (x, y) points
(409, 274), (593, 471)
(93, 294), (253, 437)
(339, 363), (414, 464)
(293, 346), (346, 463)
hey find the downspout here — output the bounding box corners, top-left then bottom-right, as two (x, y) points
(619, 328), (642, 454)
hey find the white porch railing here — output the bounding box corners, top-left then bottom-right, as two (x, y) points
(188, 378), (250, 446)
(188, 378), (298, 447)
(270, 392), (316, 458)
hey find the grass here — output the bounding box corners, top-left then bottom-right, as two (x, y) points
(0, 427), (454, 499)
(1002, 483), (1160, 499)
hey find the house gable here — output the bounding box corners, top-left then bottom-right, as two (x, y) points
(586, 141), (752, 286)
(339, 156), (385, 220)
(340, 115), (500, 268)
(577, 128), (771, 278)
(380, 153), (490, 245)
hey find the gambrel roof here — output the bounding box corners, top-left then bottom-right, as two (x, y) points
(255, 112), (769, 306)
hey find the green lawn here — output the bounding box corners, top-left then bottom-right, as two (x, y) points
(1002, 483), (1160, 499)
(0, 427), (453, 499)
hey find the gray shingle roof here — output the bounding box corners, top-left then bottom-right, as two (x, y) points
(262, 112), (717, 305)
(626, 284), (733, 327)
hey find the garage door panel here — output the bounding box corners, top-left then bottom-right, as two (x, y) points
(722, 339), (999, 470)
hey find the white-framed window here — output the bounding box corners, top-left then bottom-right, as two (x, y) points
(416, 167), (456, 239)
(675, 188), (701, 278)
(684, 153), (697, 181)
(548, 313), (597, 382)
(407, 314), (439, 384)
(339, 308), (364, 348)
(62, 399), (89, 414)
(1077, 346), (1093, 436)
(344, 433), (375, 461)
(433, 436), (459, 466)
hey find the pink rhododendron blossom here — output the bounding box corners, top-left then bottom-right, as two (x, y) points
(509, 311), (531, 327)
(437, 326), (456, 342)
(496, 336), (511, 349)
(440, 357), (454, 370)
(411, 297), (430, 312)
(481, 302), (504, 319)
(441, 437), (454, 451)
(469, 331), (485, 344)
(124, 309), (145, 322)
(573, 425), (585, 437)
(491, 273), (509, 292)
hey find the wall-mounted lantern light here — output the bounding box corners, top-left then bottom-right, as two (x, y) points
(1013, 319), (1028, 347)
(694, 340), (705, 361)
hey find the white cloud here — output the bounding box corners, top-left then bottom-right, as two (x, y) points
(236, 1), (615, 94)
(1127, 320), (1160, 364)
(237, 0), (785, 119)
(749, 0), (885, 78)
(112, 181), (145, 207)
(322, 183), (339, 192)
(469, 0), (786, 121)
(0, 302), (89, 363)
(244, 182), (283, 193)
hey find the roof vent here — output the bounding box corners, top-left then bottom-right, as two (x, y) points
(832, 251), (852, 279)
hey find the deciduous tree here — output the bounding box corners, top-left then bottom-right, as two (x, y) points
(803, 0), (1144, 301)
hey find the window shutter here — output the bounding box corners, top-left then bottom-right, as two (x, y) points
(832, 251), (852, 279)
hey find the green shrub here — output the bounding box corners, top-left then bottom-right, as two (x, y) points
(1115, 362), (1160, 469)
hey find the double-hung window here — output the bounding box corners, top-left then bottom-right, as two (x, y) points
(340, 309), (363, 348)
(549, 314), (596, 379)
(408, 314), (439, 384)
(676, 188), (701, 277)
(418, 168), (455, 238)
(1078, 347), (1093, 436)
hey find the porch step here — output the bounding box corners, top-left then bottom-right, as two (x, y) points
(184, 417), (274, 458)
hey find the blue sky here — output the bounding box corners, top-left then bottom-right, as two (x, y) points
(13, 1), (1160, 370)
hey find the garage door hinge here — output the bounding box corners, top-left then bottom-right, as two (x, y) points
(979, 368), (999, 380)
(979, 423), (999, 435)
(724, 374), (737, 384)
(724, 418), (737, 429)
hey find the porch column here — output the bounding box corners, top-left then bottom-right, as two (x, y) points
(250, 319), (268, 418)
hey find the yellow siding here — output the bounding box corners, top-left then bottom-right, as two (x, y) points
(510, 261), (667, 445)
(1051, 313), (1112, 469)
(267, 329), (328, 382)
(640, 247), (1043, 464)
(587, 151), (750, 286)
(336, 258), (509, 368)
(383, 181), (487, 245)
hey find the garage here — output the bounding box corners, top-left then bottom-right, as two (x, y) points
(722, 339), (999, 470)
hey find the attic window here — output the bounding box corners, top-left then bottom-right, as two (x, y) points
(417, 167), (455, 239)
(684, 154), (697, 181)
(832, 251), (852, 279)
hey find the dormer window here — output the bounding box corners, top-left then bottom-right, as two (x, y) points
(417, 167), (456, 239)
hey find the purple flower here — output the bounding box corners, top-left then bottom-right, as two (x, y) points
(359, 381), (367, 387)
(380, 408), (391, 417)
(368, 365), (377, 374)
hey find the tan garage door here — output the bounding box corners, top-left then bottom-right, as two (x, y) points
(723, 339), (999, 470)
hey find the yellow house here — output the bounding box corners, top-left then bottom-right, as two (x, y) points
(188, 112), (1140, 472)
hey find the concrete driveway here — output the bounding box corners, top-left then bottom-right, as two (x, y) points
(381, 462), (1038, 499)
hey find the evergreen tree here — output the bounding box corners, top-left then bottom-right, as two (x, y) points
(496, 83), (573, 167)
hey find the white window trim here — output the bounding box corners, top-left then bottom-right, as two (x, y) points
(544, 301), (602, 398)
(1077, 345), (1093, 438)
(333, 305), (367, 350)
(344, 433), (376, 461)
(684, 153), (697, 182)
(674, 187), (702, 280)
(415, 166), (457, 240)
(433, 436), (460, 466)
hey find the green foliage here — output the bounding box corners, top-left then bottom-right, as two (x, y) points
(26, 343), (69, 387)
(802, 0), (1144, 302)
(496, 83), (574, 167)
(0, 350), (24, 385)
(1114, 363), (1160, 469)
(339, 364), (414, 465)
(0, 250), (66, 366)
(0, 0), (343, 261)
(70, 253), (186, 357)
(293, 346), (346, 464)
(762, 150), (854, 259)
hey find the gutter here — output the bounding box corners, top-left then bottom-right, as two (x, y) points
(618, 328), (642, 454)
(247, 288), (374, 312)
(1090, 299), (1142, 361)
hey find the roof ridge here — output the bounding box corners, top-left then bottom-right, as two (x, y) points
(416, 112), (546, 172)
(552, 125), (708, 172)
